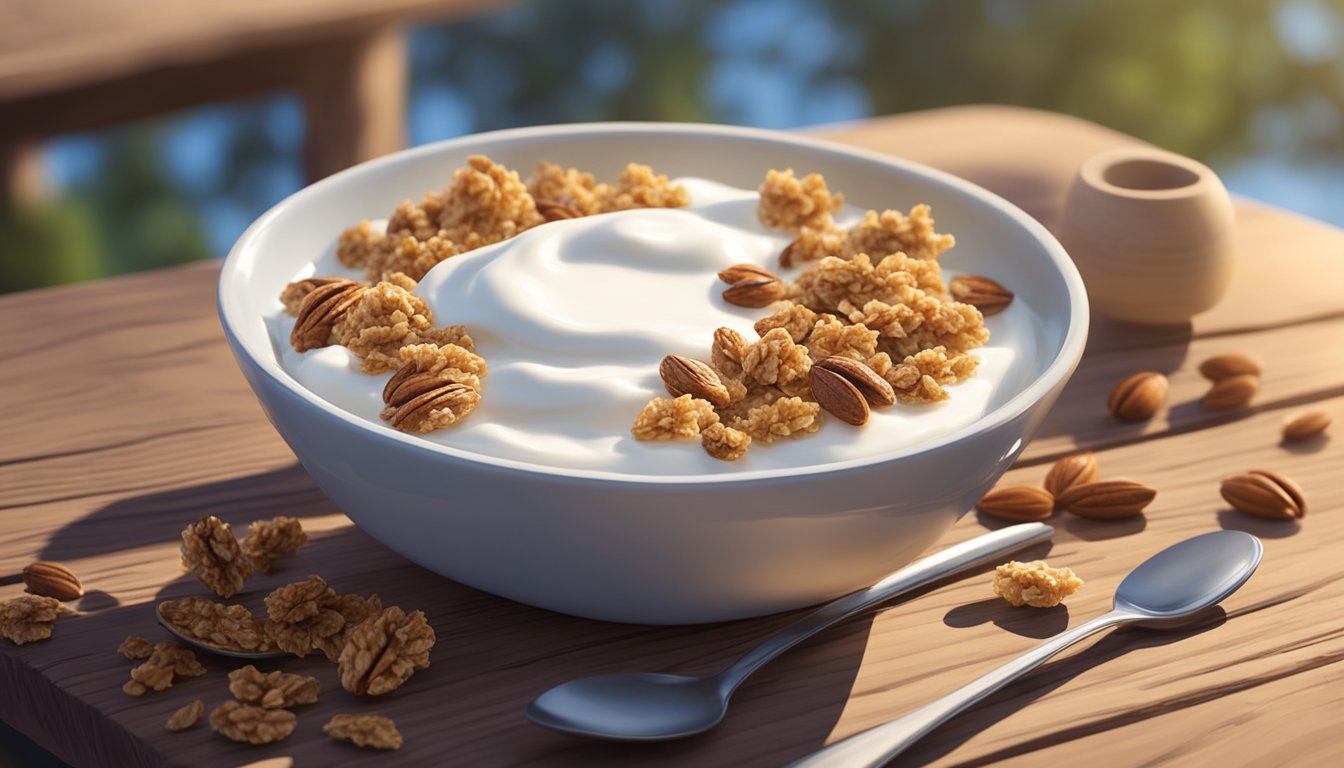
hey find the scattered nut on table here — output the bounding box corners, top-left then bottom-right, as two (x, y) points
(992, 560), (1083, 608)
(209, 701), (296, 745)
(21, 561), (83, 601)
(1220, 470), (1306, 520)
(324, 713), (403, 750)
(1058, 479), (1157, 519)
(1043, 451), (1100, 505)
(165, 699), (204, 732)
(1107, 371), (1167, 422)
(1198, 353), (1261, 381)
(976, 486), (1054, 522)
(0, 595), (74, 645)
(1282, 410), (1331, 441)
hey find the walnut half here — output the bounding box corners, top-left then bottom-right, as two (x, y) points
(179, 516), (254, 598)
(337, 606), (435, 696)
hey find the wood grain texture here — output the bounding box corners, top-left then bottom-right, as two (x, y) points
(1, 106), (1342, 767)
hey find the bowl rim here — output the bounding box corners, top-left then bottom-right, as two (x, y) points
(219, 121), (1089, 486)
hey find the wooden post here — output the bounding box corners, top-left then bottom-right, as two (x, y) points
(299, 26), (407, 182)
(1, 142), (45, 204)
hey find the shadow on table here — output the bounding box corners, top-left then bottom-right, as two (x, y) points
(1025, 316), (1193, 448)
(895, 606), (1229, 767)
(1215, 508), (1301, 539)
(943, 599), (1070, 639)
(38, 463), (334, 562)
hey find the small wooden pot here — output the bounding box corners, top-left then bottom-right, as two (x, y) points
(1060, 148), (1235, 325)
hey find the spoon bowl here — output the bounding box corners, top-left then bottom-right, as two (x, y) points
(528, 673), (727, 741)
(156, 602), (288, 660)
(1114, 529), (1263, 622)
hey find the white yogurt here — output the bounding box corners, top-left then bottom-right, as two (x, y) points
(273, 178), (1042, 476)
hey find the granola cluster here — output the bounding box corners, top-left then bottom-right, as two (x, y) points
(992, 560), (1084, 608)
(333, 155), (688, 283)
(0, 595), (73, 645)
(263, 574), (384, 662)
(123, 640), (206, 696)
(631, 168), (989, 461)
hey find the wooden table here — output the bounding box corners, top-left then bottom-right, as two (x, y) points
(2, 105), (1342, 767)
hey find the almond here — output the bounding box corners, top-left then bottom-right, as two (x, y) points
(1220, 470), (1306, 519)
(808, 365), (869, 426)
(22, 561), (84, 601)
(1107, 372), (1167, 422)
(949, 274), (1014, 316)
(722, 278), (785, 308)
(813, 356), (896, 407)
(1202, 373), (1258, 410)
(717, 263), (780, 285)
(659, 355), (731, 408)
(1198, 353), (1261, 381)
(1058, 479), (1156, 519)
(1043, 451), (1100, 506)
(1282, 410), (1331, 441)
(976, 486), (1054, 522)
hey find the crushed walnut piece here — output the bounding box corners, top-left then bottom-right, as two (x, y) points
(263, 575), (382, 661)
(337, 606), (435, 697)
(0, 595), (73, 645)
(165, 699), (204, 732)
(630, 394), (720, 440)
(324, 713), (404, 750)
(117, 635), (154, 659)
(757, 169), (843, 234)
(229, 665), (320, 709)
(179, 515), (254, 599)
(240, 516), (308, 573)
(731, 396), (823, 444)
(993, 560), (1083, 608)
(334, 276), (474, 374)
(126, 641), (205, 695)
(711, 327), (751, 381)
(210, 701), (296, 745)
(701, 422), (752, 461)
(159, 597), (272, 653)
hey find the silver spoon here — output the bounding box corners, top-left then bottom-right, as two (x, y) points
(527, 522), (1056, 741)
(156, 602), (287, 660)
(789, 529), (1263, 768)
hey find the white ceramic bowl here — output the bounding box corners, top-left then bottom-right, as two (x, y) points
(219, 123), (1088, 624)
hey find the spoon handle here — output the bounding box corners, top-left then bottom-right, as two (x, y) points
(715, 523), (1055, 695)
(786, 611), (1133, 768)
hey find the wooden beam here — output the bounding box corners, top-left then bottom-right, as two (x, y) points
(299, 26), (407, 181)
